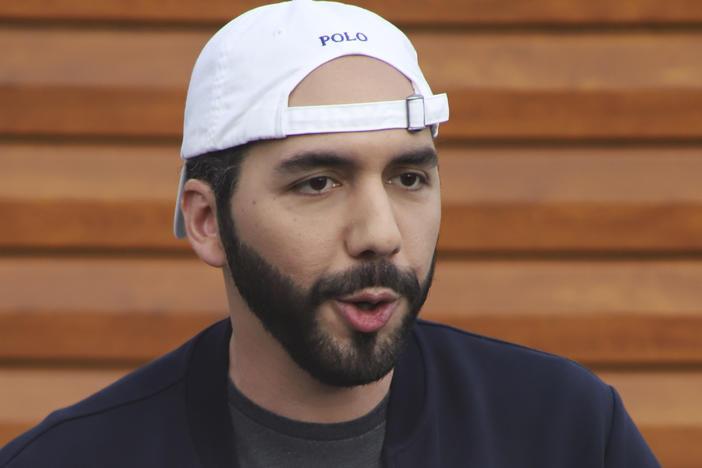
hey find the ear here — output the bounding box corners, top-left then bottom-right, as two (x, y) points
(180, 179), (228, 267)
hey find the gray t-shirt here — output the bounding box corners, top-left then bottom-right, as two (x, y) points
(227, 378), (387, 468)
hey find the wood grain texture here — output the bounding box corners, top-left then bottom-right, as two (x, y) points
(5, 88), (702, 140)
(1, 257), (701, 363)
(637, 427), (702, 468)
(601, 371), (702, 468)
(441, 202), (702, 251)
(0, 368), (128, 448)
(2, 0), (702, 25)
(2, 28), (702, 139)
(1, 3), (698, 464)
(429, 259), (702, 363)
(0, 369), (128, 422)
(0, 423), (28, 451)
(3, 143), (702, 252)
(0, 257), (225, 360)
(439, 145), (702, 251)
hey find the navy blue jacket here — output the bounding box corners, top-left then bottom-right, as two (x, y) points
(0, 319), (660, 467)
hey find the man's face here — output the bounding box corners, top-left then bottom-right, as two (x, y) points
(221, 128), (441, 387)
(219, 56), (441, 387)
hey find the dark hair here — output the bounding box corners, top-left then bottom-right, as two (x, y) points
(184, 144), (250, 232)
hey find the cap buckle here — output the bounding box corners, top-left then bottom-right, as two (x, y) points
(406, 93), (425, 131)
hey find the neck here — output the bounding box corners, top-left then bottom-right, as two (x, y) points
(227, 314), (392, 423)
(224, 275), (393, 423)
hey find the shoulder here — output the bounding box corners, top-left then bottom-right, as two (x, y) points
(413, 319), (613, 413)
(0, 320), (228, 467)
(415, 318), (600, 377)
(406, 320), (661, 466)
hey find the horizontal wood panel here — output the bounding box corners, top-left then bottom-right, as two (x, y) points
(5, 87), (701, 140)
(8, 197), (702, 251)
(1, 367), (699, 467)
(0, 87), (183, 138)
(602, 371), (702, 468)
(2, 0), (702, 25)
(6, 30), (702, 89)
(441, 202), (702, 251)
(1, 199), (183, 250)
(0, 368), (128, 448)
(440, 146), (702, 250)
(0, 423), (29, 452)
(0, 369), (129, 422)
(4, 309), (700, 364)
(444, 88), (702, 139)
(0, 257), (225, 361)
(440, 147), (702, 203)
(431, 259), (702, 363)
(3, 29), (702, 140)
(637, 427), (702, 468)
(1, 143), (177, 200)
(1, 257), (701, 363)
(3, 143), (702, 251)
(6, 143), (702, 202)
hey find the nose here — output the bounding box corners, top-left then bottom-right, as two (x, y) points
(344, 182), (402, 260)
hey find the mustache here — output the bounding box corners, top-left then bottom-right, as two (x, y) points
(308, 261), (421, 307)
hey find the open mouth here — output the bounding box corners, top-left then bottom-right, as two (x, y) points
(333, 290), (400, 333)
(351, 300), (389, 311)
(340, 290), (399, 311)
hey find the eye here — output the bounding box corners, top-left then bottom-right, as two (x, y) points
(389, 172), (426, 190)
(294, 176), (339, 195)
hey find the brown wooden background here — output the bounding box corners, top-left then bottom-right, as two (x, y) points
(1, 1), (702, 465)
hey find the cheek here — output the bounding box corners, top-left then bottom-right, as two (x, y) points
(231, 197), (341, 282)
(397, 196), (441, 271)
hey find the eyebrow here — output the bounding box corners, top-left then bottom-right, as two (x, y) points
(275, 152), (358, 176)
(274, 146), (438, 176)
(388, 147), (438, 169)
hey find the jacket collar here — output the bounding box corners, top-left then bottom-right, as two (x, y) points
(186, 319), (237, 468)
(185, 319), (434, 468)
(383, 321), (438, 466)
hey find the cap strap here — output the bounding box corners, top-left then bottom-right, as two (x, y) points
(284, 93), (448, 135)
(406, 93), (425, 131)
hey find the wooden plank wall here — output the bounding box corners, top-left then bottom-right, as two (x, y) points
(1, 1), (701, 464)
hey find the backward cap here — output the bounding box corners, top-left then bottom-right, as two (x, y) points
(181, 0), (441, 158)
(175, 0), (449, 238)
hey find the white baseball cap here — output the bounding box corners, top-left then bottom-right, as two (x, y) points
(174, 0), (449, 238)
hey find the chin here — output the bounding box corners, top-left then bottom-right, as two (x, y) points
(297, 302), (417, 388)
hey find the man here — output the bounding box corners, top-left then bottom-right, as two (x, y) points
(0, 1), (660, 467)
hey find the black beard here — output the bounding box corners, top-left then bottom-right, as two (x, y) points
(220, 220), (435, 388)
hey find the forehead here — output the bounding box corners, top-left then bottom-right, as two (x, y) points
(289, 55), (415, 107)
(244, 127), (435, 174)
(241, 55), (432, 173)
